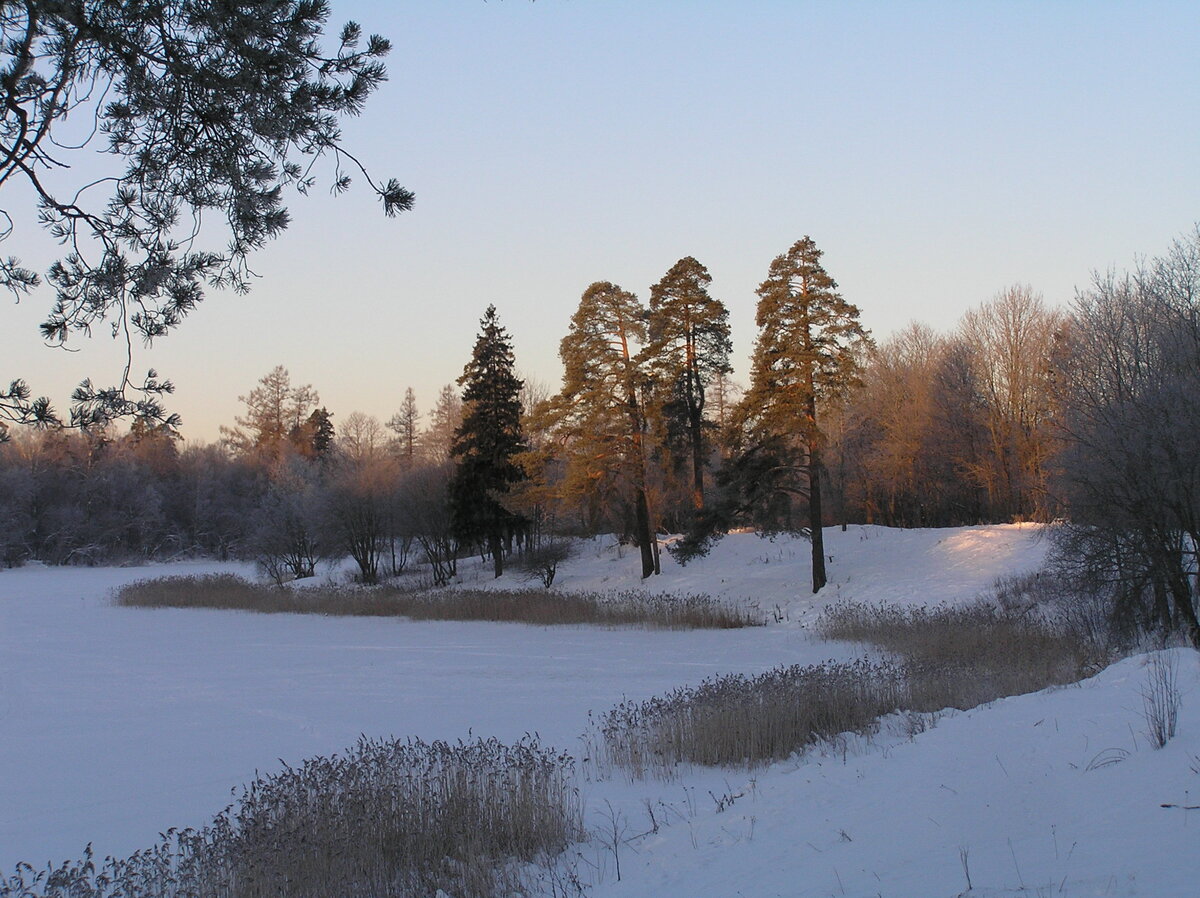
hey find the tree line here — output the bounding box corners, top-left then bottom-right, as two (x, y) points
(2, 229), (1200, 646)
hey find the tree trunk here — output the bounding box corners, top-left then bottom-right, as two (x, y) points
(1166, 565), (1200, 648)
(809, 444), (827, 593)
(635, 486), (655, 579)
(688, 401), (705, 510)
(489, 531), (503, 578)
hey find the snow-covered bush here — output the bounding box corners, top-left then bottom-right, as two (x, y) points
(1142, 651), (1181, 749)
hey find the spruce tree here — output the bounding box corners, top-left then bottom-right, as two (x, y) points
(306, 407), (336, 464)
(644, 256), (732, 510)
(449, 306), (527, 577)
(735, 237), (869, 592)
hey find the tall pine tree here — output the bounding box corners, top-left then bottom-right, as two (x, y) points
(644, 256), (732, 510)
(449, 306), (527, 577)
(734, 237), (869, 592)
(554, 281), (658, 578)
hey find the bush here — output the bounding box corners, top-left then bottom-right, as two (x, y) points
(1, 735), (582, 898)
(516, 539), (574, 588)
(115, 575), (761, 629)
(1142, 651), (1181, 749)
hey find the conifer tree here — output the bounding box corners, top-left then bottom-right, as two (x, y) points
(422, 384), (463, 463)
(554, 282), (657, 578)
(220, 366), (319, 469)
(734, 237), (869, 592)
(306, 407), (336, 464)
(448, 306), (527, 577)
(386, 388), (421, 467)
(644, 256), (732, 510)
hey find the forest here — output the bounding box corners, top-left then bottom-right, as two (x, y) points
(1, 227), (1197, 642)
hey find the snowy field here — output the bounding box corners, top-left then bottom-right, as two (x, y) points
(3, 524), (1199, 896)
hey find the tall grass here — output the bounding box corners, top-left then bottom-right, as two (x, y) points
(591, 659), (907, 779)
(115, 574), (759, 629)
(816, 600), (1105, 712)
(596, 594), (1107, 779)
(2, 735), (583, 898)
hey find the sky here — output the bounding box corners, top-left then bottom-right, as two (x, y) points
(3, 0), (1199, 443)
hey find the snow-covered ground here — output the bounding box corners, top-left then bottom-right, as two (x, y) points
(461, 523), (1050, 624)
(3, 525), (1198, 896)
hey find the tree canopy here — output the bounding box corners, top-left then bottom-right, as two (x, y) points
(0, 0), (411, 431)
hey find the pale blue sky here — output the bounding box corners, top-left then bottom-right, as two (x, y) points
(4, 0), (1199, 441)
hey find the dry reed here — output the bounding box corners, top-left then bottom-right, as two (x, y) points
(597, 595), (1105, 779)
(2, 735), (583, 898)
(116, 573), (759, 629)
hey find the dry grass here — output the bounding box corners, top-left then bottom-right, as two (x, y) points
(596, 594), (1107, 780)
(2, 735), (583, 898)
(815, 600), (1104, 711)
(590, 659), (907, 779)
(115, 573), (759, 629)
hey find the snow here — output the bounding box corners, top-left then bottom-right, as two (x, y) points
(3, 524), (1198, 896)
(464, 523), (1049, 625)
(585, 650), (1200, 897)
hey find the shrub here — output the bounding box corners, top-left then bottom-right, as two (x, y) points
(1141, 651), (1181, 749)
(2, 735), (582, 898)
(516, 539), (574, 588)
(115, 575), (761, 629)
(991, 569), (1125, 655)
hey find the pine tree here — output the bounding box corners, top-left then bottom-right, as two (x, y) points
(644, 256), (732, 510)
(448, 306), (527, 577)
(554, 281), (657, 578)
(735, 237), (869, 592)
(0, 2), (410, 432)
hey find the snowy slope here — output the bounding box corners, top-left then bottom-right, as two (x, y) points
(584, 650), (1200, 898)
(459, 523), (1049, 625)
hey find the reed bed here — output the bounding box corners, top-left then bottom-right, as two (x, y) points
(815, 600), (1103, 710)
(116, 573), (759, 629)
(596, 597), (1105, 779)
(2, 735), (583, 898)
(592, 659), (907, 779)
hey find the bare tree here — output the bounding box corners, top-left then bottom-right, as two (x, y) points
(959, 286), (1063, 521)
(1051, 230), (1200, 647)
(250, 460), (332, 583)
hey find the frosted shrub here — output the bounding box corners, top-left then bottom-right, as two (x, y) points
(1142, 652), (1181, 749)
